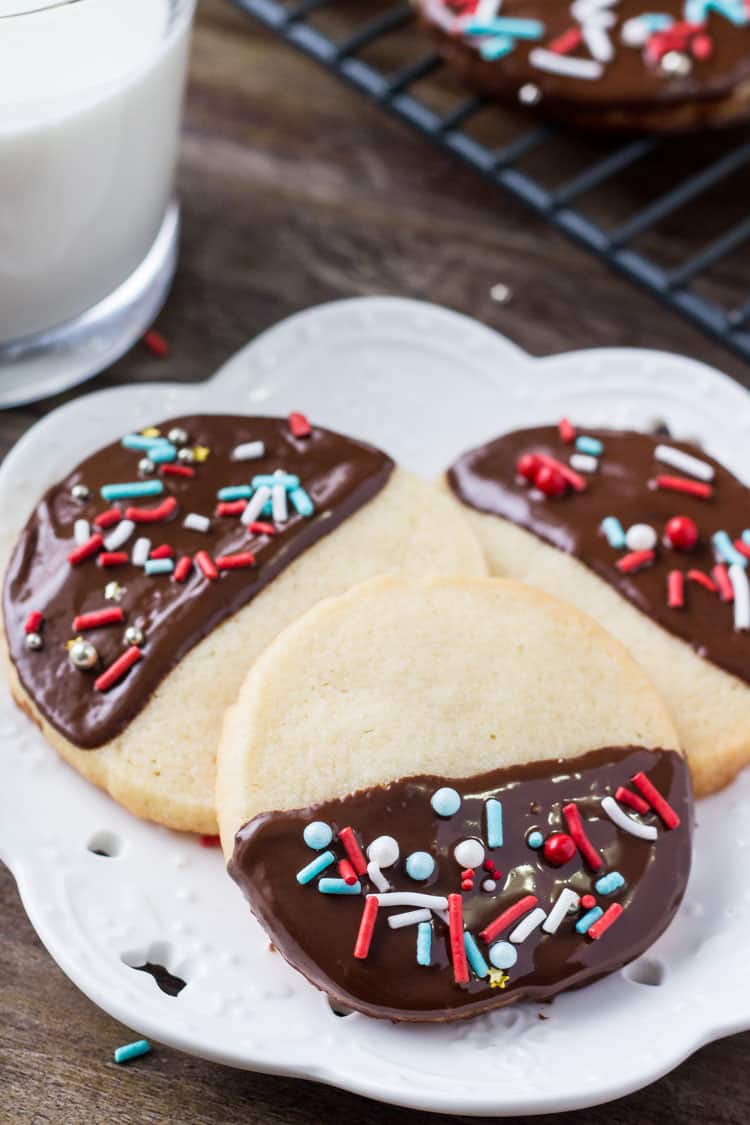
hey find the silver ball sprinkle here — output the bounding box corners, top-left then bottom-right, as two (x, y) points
(25, 632), (43, 651)
(124, 625), (145, 647)
(68, 638), (98, 670)
(518, 83), (542, 106)
(138, 457), (156, 475)
(177, 447), (195, 464)
(661, 50), (691, 77)
(72, 483), (90, 502)
(168, 427), (189, 446)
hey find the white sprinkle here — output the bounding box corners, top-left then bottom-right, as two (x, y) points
(654, 444), (714, 482)
(730, 564), (750, 631)
(602, 796), (657, 840)
(509, 906), (546, 943)
(582, 22), (613, 61)
(366, 860), (390, 893)
(454, 838), (485, 869)
(231, 441), (265, 461)
(104, 519), (135, 552)
(473, 0), (502, 19)
(570, 453), (598, 473)
(272, 474), (288, 524)
(625, 523), (657, 552)
(387, 908), (432, 930)
(367, 836), (399, 867)
(490, 282), (512, 304)
(482, 878), (497, 892)
(529, 48), (603, 79)
(74, 519), (90, 546)
(183, 513), (211, 534)
(374, 892), (449, 910)
(542, 888), (581, 934)
(518, 82), (541, 105)
(131, 537), (151, 567)
(571, 0), (617, 18)
(241, 485), (272, 526)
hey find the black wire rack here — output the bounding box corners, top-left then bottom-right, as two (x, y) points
(231, 0), (750, 365)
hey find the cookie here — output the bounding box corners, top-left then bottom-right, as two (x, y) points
(446, 422), (750, 797)
(218, 575), (690, 1022)
(2, 416), (485, 834)
(415, 0), (750, 131)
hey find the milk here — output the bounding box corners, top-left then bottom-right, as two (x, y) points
(0, 0), (193, 342)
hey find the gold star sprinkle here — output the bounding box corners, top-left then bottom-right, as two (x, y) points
(66, 635), (84, 651)
(192, 445), (210, 463)
(141, 426), (161, 438)
(105, 581), (126, 602)
(488, 969), (509, 990)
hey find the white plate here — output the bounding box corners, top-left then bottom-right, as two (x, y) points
(2, 296), (750, 1117)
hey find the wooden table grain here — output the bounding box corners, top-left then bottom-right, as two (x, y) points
(2, 1), (749, 1121)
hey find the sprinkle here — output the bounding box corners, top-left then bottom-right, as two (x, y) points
(114, 1039), (151, 1064)
(272, 478), (288, 524)
(713, 531), (747, 569)
(140, 427), (161, 438)
(543, 832), (576, 866)
(68, 533), (103, 566)
(160, 463), (195, 478)
(509, 906), (546, 943)
(615, 786), (650, 815)
(216, 552), (256, 570)
(195, 551), (218, 581)
(101, 480), (164, 502)
(616, 549), (655, 574)
(150, 544), (174, 560)
(338, 826), (368, 877)
(542, 888), (580, 934)
(688, 569), (717, 593)
(482, 879), (497, 892)
(24, 611), (44, 635)
(654, 444), (715, 482)
(625, 523), (657, 552)
(240, 486), (272, 526)
(730, 564), (750, 631)
(125, 496), (178, 523)
(217, 486), (253, 502)
(131, 538), (152, 567)
(405, 851), (435, 881)
(373, 892), (448, 910)
(288, 412), (312, 438)
(588, 903), (624, 940)
(303, 821), (333, 850)
(183, 513), (211, 534)
(488, 940), (518, 969)
(104, 519), (135, 551)
(121, 433), (171, 452)
(595, 871), (625, 895)
(713, 564), (734, 602)
(232, 441), (266, 461)
(94, 509), (121, 529)
(570, 453), (598, 473)
(537, 453), (587, 492)
(73, 608), (124, 631)
(318, 878), (361, 895)
(631, 771), (681, 829)
(143, 329), (169, 357)
(580, 893), (596, 910)
(296, 850), (335, 884)
(601, 516), (626, 548)
(367, 835), (399, 868)
(601, 796), (657, 840)
(528, 47), (603, 78)
(248, 521), (276, 536)
(173, 556), (192, 583)
(548, 26), (583, 53)
(654, 475), (713, 500)
(192, 445), (210, 463)
(144, 559), (174, 576)
(448, 894), (469, 985)
(668, 570), (684, 608)
(562, 803), (603, 871)
(486, 799), (503, 847)
(215, 501), (248, 518)
(74, 518), (90, 546)
(480, 894), (539, 944)
(388, 908), (431, 929)
(417, 921), (432, 966)
(734, 539), (750, 561)
(252, 473), (300, 490)
(527, 830), (544, 849)
(431, 787), (461, 816)
(104, 581), (125, 601)
(575, 906), (604, 935)
(464, 932), (490, 978)
(575, 435), (603, 456)
(94, 645), (142, 692)
(353, 896), (379, 959)
(338, 859), (358, 885)
(367, 860), (390, 892)
(290, 487), (315, 517)
(558, 417), (576, 443)
(148, 443), (177, 465)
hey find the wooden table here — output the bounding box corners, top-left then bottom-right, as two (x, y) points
(3, 1), (749, 1120)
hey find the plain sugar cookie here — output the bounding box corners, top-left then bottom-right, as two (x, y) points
(218, 576), (691, 1022)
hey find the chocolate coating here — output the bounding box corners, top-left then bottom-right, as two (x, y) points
(230, 746), (692, 1022)
(447, 426), (750, 687)
(3, 416), (393, 748)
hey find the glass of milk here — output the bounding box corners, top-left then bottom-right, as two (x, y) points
(0, 0), (196, 404)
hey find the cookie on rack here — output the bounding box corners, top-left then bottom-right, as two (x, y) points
(219, 575), (691, 1022)
(2, 415), (485, 834)
(414, 1), (750, 131)
(446, 421), (750, 796)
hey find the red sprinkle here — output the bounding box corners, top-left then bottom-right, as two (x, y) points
(73, 607), (124, 632)
(654, 475), (713, 500)
(288, 412), (312, 438)
(631, 771), (681, 830)
(125, 496), (178, 524)
(615, 786), (651, 816)
(537, 454), (586, 493)
(215, 500), (247, 518)
(94, 645), (142, 692)
(337, 826), (367, 877)
(24, 611), (44, 634)
(688, 569), (717, 593)
(588, 903), (623, 940)
(480, 894), (539, 945)
(517, 453), (541, 481)
(616, 549), (655, 575)
(97, 551), (129, 568)
(734, 539), (750, 561)
(562, 803), (603, 871)
(664, 515), (698, 551)
(160, 463), (195, 479)
(150, 544), (175, 560)
(143, 329), (169, 358)
(94, 508), (121, 529)
(173, 556), (193, 583)
(353, 896), (379, 960)
(534, 464), (567, 498)
(461, 879), (473, 891)
(543, 832), (576, 867)
(338, 858), (358, 886)
(448, 893), (469, 985)
(215, 552), (256, 571)
(667, 570), (684, 608)
(690, 32), (712, 59)
(68, 533), (103, 566)
(548, 27), (583, 54)
(581, 894), (596, 910)
(199, 835), (221, 847)
(248, 521), (276, 536)
(712, 564), (734, 602)
(195, 550), (218, 581)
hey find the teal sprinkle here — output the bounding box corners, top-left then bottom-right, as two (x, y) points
(148, 443), (177, 464)
(114, 1039), (151, 1064)
(122, 434), (173, 452)
(478, 34), (514, 60)
(576, 435), (603, 456)
(743, 530), (750, 547)
(527, 830), (544, 849)
(318, 878), (362, 895)
(486, 799), (503, 848)
(290, 487), (315, 518)
(712, 530), (747, 569)
(101, 480), (164, 501)
(252, 473), (300, 490)
(576, 906), (604, 934)
(296, 850), (335, 885)
(217, 485), (253, 501)
(417, 921), (432, 966)
(144, 558), (174, 576)
(463, 17), (544, 38)
(595, 871), (625, 895)
(464, 932), (490, 979)
(601, 516), (626, 549)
